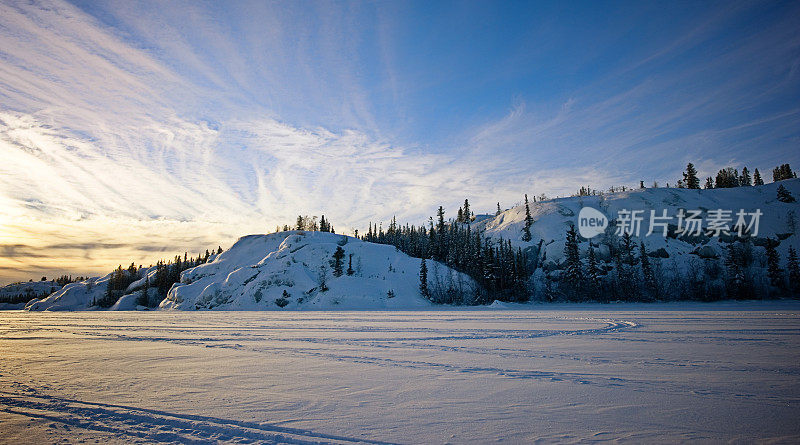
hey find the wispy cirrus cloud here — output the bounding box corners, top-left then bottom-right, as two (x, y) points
(0, 0), (525, 283)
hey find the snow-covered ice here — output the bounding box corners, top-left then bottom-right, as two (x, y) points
(1, 303), (799, 443)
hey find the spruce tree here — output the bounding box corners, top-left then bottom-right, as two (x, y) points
(740, 167), (752, 186)
(419, 258), (429, 298)
(777, 184), (796, 203)
(436, 206), (446, 260)
(496, 202), (502, 216)
(138, 277), (150, 307)
(705, 177), (714, 189)
(773, 164), (795, 181)
(587, 247), (601, 295)
(684, 163), (700, 189)
(347, 254), (354, 276)
(563, 225), (583, 299)
(640, 242), (657, 300)
(101, 279), (115, 308)
(332, 246), (345, 277)
(787, 246), (800, 295)
(725, 242), (743, 300)
(715, 168), (740, 188)
(753, 168), (764, 186)
(616, 232), (637, 298)
(463, 199), (470, 223)
(457, 208), (464, 223)
(765, 240), (783, 291)
(522, 194), (533, 242)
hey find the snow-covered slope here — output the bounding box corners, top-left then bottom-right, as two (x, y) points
(25, 231), (472, 311)
(23, 263), (172, 311)
(476, 179), (800, 291)
(25, 274), (111, 311)
(161, 231), (469, 310)
(0, 280), (64, 309)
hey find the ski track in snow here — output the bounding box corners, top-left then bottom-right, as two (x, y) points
(0, 391), (391, 444)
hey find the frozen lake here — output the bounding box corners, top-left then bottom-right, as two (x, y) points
(1, 304), (799, 444)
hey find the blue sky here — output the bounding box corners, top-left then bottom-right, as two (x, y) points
(0, 0), (798, 282)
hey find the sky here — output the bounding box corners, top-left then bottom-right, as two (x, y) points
(1, 0), (799, 284)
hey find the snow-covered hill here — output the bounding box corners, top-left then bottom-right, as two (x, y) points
(24, 258), (218, 312)
(480, 179), (799, 259)
(161, 231), (470, 310)
(25, 231), (472, 311)
(0, 280), (63, 309)
(25, 273), (122, 311)
(477, 179), (800, 297)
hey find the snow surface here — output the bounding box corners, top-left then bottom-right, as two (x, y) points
(1, 304), (798, 443)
